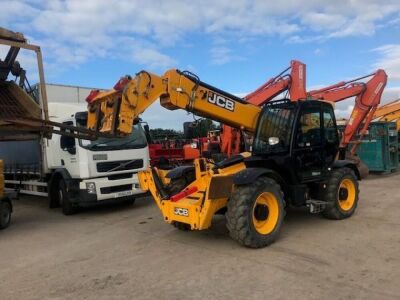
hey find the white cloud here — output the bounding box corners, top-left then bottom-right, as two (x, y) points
(131, 48), (176, 70)
(381, 87), (400, 104)
(372, 44), (400, 81)
(209, 46), (244, 65)
(2, 0), (399, 75)
(141, 102), (194, 130)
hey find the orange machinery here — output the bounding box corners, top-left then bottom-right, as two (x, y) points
(372, 98), (400, 129)
(219, 60), (307, 156)
(308, 70), (388, 156)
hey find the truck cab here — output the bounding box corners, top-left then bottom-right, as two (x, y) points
(45, 104), (150, 214)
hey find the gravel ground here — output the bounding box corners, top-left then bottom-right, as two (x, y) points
(0, 172), (399, 300)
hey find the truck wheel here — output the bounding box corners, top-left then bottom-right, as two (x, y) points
(0, 201), (12, 229)
(126, 197), (136, 205)
(322, 167), (359, 220)
(58, 180), (77, 216)
(226, 177), (285, 248)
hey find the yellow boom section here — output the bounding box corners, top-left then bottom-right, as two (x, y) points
(373, 99), (400, 119)
(87, 69), (261, 135)
(373, 99), (400, 130)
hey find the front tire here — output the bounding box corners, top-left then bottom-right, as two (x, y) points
(322, 167), (359, 220)
(0, 200), (12, 229)
(58, 180), (77, 216)
(226, 177), (285, 248)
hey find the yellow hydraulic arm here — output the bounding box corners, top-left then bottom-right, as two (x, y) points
(373, 98), (400, 130)
(86, 69), (261, 135)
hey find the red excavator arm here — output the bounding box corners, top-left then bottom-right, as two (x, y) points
(244, 60), (306, 105)
(220, 60), (307, 156)
(308, 70), (387, 155)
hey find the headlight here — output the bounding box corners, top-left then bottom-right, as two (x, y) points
(86, 182), (96, 194)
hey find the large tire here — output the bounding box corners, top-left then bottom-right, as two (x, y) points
(126, 196), (136, 205)
(226, 177), (285, 248)
(58, 180), (77, 216)
(0, 200), (12, 230)
(167, 171), (196, 196)
(322, 167), (359, 220)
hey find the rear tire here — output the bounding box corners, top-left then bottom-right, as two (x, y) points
(226, 177), (285, 248)
(58, 180), (77, 216)
(322, 167), (359, 220)
(0, 200), (12, 229)
(167, 170), (196, 196)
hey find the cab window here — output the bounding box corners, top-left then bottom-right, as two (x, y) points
(296, 108), (321, 147)
(323, 109), (339, 144)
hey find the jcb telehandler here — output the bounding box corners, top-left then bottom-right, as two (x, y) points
(86, 68), (386, 248)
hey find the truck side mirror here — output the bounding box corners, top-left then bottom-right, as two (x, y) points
(143, 124), (150, 133)
(60, 136), (76, 155)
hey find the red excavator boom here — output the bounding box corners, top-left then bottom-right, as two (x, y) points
(220, 60), (307, 156)
(244, 60), (307, 105)
(308, 69), (388, 155)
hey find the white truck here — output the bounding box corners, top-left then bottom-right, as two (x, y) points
(0, 103), (150, 215)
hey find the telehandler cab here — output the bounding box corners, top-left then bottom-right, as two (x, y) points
(86, 68), (385, 248)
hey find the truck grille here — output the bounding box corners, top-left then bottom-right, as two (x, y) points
(100, 184), (133, 194)
(96, 159), (143, 172)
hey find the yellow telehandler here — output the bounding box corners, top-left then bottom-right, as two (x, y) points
(86, 68), (386, 248)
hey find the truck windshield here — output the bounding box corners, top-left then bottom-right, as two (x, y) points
(75, 111), (148, 151)
(253, 103), (296, 154)
(80, 124), (147, 151)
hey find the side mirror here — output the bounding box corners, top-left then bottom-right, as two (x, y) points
(143, 124), (150, 133)
(60, 136), (76, 155)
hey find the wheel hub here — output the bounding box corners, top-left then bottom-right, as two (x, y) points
(254, 204), (269, 221)
(339, 187), (348, 201)
(252, 192), (280, 235)
(338, 178), (356, 211)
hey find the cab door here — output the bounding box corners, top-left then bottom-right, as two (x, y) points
(292, 102), (324, 182)
(59, 121), (80, 177)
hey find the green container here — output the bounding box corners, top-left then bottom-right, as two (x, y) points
(356, 122), (399, 173)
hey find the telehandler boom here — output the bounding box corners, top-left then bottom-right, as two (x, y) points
(372, 98), (400, 130)
(87, 67), (385, 248)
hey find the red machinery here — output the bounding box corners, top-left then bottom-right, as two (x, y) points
(220, 60), (307, 156)
(308, 70), (387, 156)
(149, 142), (200, 167)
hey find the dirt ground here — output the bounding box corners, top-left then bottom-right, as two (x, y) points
(0, 173), (399, 300)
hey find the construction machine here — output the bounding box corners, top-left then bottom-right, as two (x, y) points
(86, 67), (386, 248)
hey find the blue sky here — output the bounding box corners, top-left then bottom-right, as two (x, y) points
(2, 0), (400, 129)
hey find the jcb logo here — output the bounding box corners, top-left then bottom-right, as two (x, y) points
(174, 207), (189, 217)
(208, 92), (235, 111)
